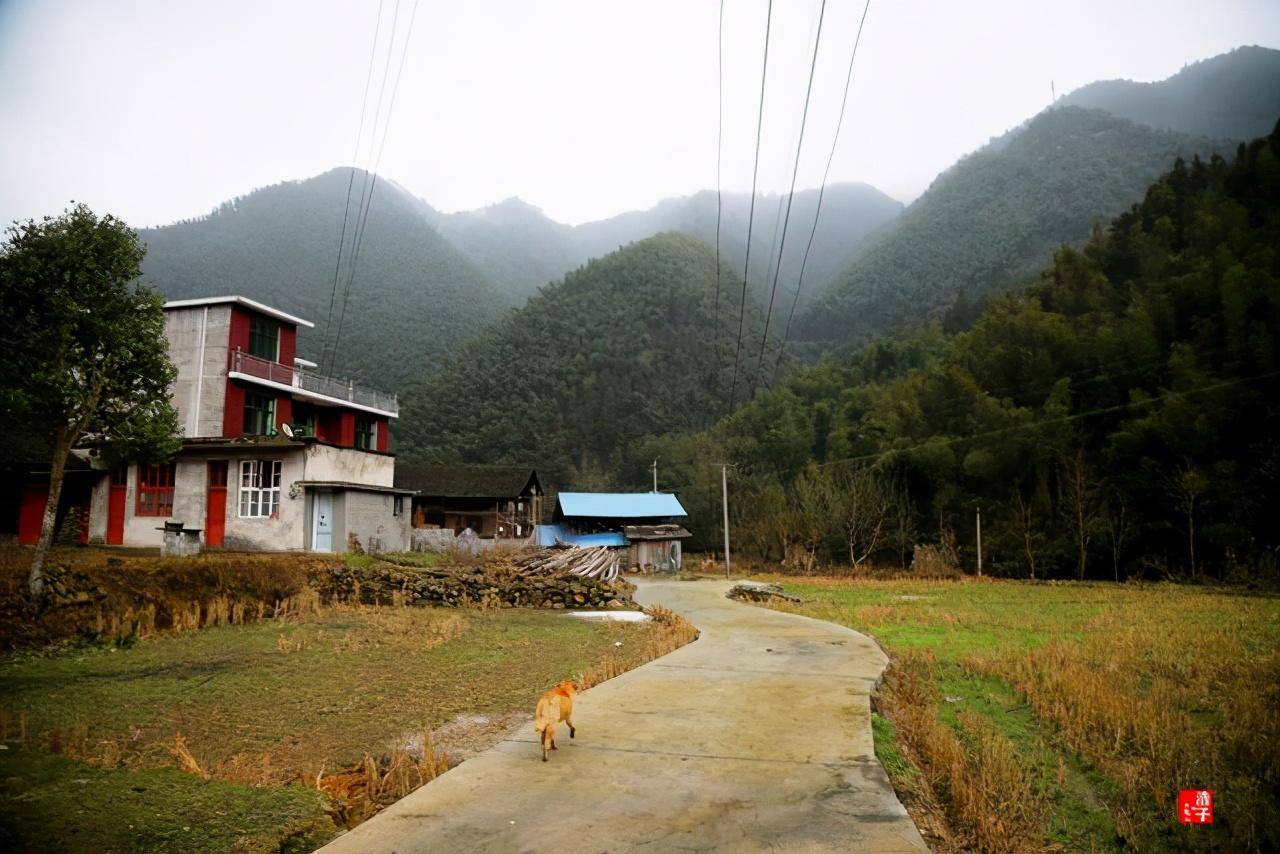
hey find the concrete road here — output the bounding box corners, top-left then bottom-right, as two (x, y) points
(319, 578), (926, 853)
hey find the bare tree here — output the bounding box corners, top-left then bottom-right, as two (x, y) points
(890, 479), (917, 570)
(1167, 461), (1209, 579)
(832, 466), (892, 566)
(1061, 447), (1102, 581)
(1100, 486), (1131, 582)
(1010, 483), (1044, 580)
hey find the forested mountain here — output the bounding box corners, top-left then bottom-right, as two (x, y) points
(795, 107), (1232, 348)
(396, 232), (769, 478)
(643, 124), (1280, 584)
(425, 184), (903, 305)
(1058, 45), (1280, 140)
(138, 168), (506, 388)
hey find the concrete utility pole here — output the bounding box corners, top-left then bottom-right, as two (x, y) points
(651, 458), (659, 492)
(720, 464), (731, 578)
(976, 506), (983, 577)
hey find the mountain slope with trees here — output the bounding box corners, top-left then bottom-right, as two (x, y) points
(396, 232), (769, 478)
(795, 48), (1280, 354)
(795, 106), (1234, 349)
(1058, 44), (1280, 140)
(646, 123), (1280, 588)
(425, 184), (904, 305)
(138, 168), (507, 388)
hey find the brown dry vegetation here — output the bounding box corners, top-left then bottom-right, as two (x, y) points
(760, 577), (1280, 852)
(0, 546), (339, 649)
(0, 547), (700, 849)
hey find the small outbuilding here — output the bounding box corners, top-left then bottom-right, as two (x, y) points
(394, 464), (544, 542)
(541, 492), (692, 572)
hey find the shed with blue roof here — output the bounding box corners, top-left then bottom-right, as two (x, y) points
(539, 491), (692, 572)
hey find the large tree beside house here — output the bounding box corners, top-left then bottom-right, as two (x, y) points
(0, 205), (179, 594)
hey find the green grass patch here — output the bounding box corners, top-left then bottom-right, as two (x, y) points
(758, 577), (1278, 850)
(0, 601), (662, 850)
(0, 747), (330, 853)
(870, 712), (913, 782)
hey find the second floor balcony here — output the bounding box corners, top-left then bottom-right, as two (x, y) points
(229, 349), (398, 416)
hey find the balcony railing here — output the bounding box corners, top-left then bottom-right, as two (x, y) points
(229, 349), (398, 415)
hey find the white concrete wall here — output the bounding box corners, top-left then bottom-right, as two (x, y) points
(99, 448), (309, 550)
(87, 474), (108, 542)
(120, 458), (209, 546)
(302, 443), (394, 486)
(165, 305), (231, 438)
(340, 490), (410, 553)
(221, 450), (307, 551)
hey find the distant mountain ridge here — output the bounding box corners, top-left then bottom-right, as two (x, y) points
(396, 232), (768, 476)
(138, 172), (902, 393)
(422, 183), (904, 306)
(794, 46), (1280, 351)
(1057, 45), (1280, 140)
(138, 169), (505, 390)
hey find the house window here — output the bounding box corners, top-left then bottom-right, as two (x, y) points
(239, 459), (282, 518)
(136, 463), (176, 516)
(393, 495), (404, 516)
(355, 416), (376, 450)
(292, 404), (315, 437)
(243, 392), (276, 436)
(248, 316), (279, 361)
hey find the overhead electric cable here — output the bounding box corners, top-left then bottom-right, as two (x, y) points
(330, 0), (423, 375)
(727, 0), (774, 414)
(319, 0), (387, 373)
(814, 368), (1280, 471)
(771, 0), (871, 386)
(750, 0), (828, 401)
(713, 0), (725, 383)
(325, 0), (402, 373)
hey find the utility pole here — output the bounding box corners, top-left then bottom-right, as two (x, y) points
(976, 506), (983, 577)
(719, 463), (731, 578)
(651, 458), (658, 492)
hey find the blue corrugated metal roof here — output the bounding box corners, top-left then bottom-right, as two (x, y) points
(556, 492), (687, 519)
(535, 524), (628, 548)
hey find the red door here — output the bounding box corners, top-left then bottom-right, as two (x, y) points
(205, 461), (228, 547)
(17, 486), (48, 545)
(106, 465), (127, 545)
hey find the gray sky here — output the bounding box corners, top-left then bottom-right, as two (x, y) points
(2, 0), (1278, 228)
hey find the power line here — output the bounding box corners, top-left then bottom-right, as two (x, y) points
(771, 0), (872, 386)
(727, 0), (774, 414)
(326, 0), (402, 374)
(319, 0), (386, 373)
(330, 0), (422, 375)
(713, 0), (725, 388)
(814, 368), (1280, 471)
(750, 0), (828, 402)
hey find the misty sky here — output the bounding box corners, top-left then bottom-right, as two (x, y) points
(2, 0), (1278, 228)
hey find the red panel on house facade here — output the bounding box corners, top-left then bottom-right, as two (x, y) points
(315, 410), (338, 443)
(17, 485), (47, 545)
(279, 326), (296, 366)
(228, 306), (251, 353)
(338, 412), (356, 447)
(223, 380), (247, 438)
(276, 395), (293, 430)
(377, 419), (389, 452)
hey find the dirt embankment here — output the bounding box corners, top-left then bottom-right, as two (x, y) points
(0, 547), (638, 650)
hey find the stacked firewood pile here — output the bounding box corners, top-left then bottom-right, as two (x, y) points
(314, 550), (636, 611)
(512, 546), (621, 582)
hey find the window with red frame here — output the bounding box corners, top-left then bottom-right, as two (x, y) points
(136, 463), (176, 516)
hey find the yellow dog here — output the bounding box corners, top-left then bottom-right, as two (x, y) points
(534, 680), (578, 761)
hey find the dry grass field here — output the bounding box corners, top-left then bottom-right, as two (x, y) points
(0, 549), (696, 852)
(758, 578), (1280, 853)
